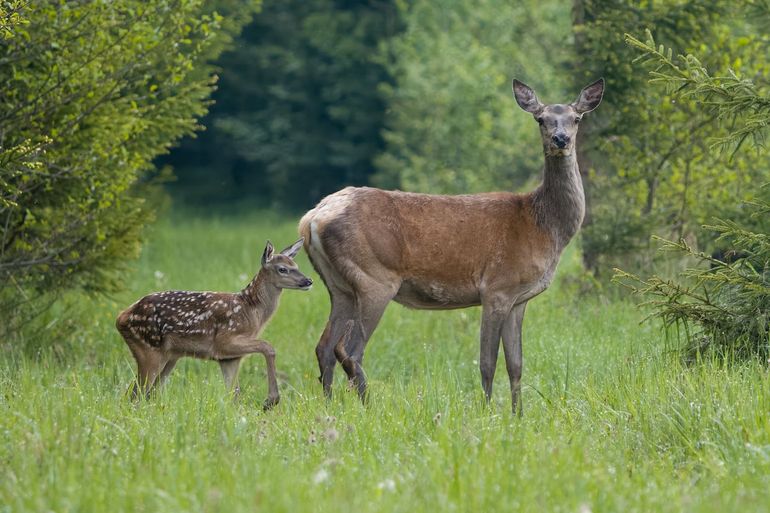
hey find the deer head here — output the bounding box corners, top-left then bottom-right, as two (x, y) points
(261, 238), (313, 290)
(513, 78), (604, 157)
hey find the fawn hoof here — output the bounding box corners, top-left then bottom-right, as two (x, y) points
(263, 395), (280, 411)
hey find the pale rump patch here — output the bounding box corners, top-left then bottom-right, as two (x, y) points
(310, 221), (323, 258)
(309, 187), (355, 220)
(300, 186), (355, 258)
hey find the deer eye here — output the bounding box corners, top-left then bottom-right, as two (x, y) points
(536, 117), (544, 125)
(278, 267), (288, 275)
(574, 117), (581, 123)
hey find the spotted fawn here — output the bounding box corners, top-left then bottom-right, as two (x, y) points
(116, 238), (312, 409)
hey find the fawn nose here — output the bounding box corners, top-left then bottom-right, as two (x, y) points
(552, 133), (569, 148)
(301, 277), (313, 287)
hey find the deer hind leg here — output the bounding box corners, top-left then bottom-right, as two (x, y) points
(157, 357), (179, 389)
(316, 292), (355, 398)
(117, 320), (142, 398)
(217, 338), (280, 411)
(336, 290), (394, 402)
(121, 338), (142, 399)
(219, 357), (242, 398)
(479, 304), (507, 403)
(118, 327), (164, 400)
(502, 302), (527, 416)
(131, 345), (167, 400)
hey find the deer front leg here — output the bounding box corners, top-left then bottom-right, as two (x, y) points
(217, 338), (280, 411)
(257, 341), (281, 411)
(502, 302), (527, 416)
(479, 305), (506, 402)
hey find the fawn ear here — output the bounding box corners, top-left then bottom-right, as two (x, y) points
(281, 237), (304, 259)
(573, 78), (604, 114)
(262, 240), (275, 266)
(513, 79), (544, 114)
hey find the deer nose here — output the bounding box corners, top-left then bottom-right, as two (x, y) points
(302, 278), (313, 287)
(552, 133), (569, 148)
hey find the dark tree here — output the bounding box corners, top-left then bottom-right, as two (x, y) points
(163, 0), (400, 210)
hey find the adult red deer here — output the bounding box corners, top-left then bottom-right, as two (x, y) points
(299, 78), (604, 413)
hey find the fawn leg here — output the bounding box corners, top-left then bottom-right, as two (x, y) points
(218, 338), (280, 411)
(157, 357), (179, 389)
(133, 348), (166, 399)
(121, 337), (148, 399)
(219, 358), (243, 398)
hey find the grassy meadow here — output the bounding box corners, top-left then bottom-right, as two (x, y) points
(2, 212), (770, 512)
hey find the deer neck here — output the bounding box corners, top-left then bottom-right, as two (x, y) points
(240, 271), (281, 314)
(532, 153), (585, 248)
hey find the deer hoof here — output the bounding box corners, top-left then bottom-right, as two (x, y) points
(263, 395), (280, 411)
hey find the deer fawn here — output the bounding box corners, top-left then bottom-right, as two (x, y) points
(299, 78), (604, 414)
(115, 239), (312, 410)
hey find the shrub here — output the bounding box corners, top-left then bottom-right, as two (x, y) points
(0, 1), (257, 331)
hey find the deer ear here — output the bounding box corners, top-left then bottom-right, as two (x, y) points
(512, 79), (543, 114)
(261, 240), (275, 266)
(573, 78), (604, 114)
(280, 237), (304, 259)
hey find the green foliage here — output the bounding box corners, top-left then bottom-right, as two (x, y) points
(614, 14), (770, 361)
(626, 29), (770, 155)
(374, 0), (570, 193)
(164, 0), (399, 209)
(573, 0), (769, 275)
(0, 1), (26, 39)
(0, 1), (258, 326)
(615, 196), (770, 360)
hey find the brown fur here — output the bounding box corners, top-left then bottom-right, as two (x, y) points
(299, 78), (604, 413)
(115, 239), (311, 409)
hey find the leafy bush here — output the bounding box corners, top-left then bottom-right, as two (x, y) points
(615, 196), (769, 360)
(615, 24), (770, 360)
(0, 1), (257, 328)
(574, 0), (768, 276)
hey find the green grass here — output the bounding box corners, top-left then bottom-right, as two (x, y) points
(2, 213), (770, 512)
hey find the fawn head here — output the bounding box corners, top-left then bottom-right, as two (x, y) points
(513, 78), (604, 157)
(261, 238), (313, 290)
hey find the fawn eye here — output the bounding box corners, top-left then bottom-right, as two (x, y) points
(536, 117), (544, 125)
(278, 267), (288, 275)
